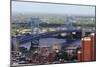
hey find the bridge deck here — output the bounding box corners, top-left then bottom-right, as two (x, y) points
(15, 30), (82, 44)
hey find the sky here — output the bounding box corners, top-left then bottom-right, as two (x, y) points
(12, 1), (95, 16)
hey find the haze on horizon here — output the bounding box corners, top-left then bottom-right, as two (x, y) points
(12, 1), (95, 16)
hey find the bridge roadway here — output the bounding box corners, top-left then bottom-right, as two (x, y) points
(16, 30), (82, 44)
